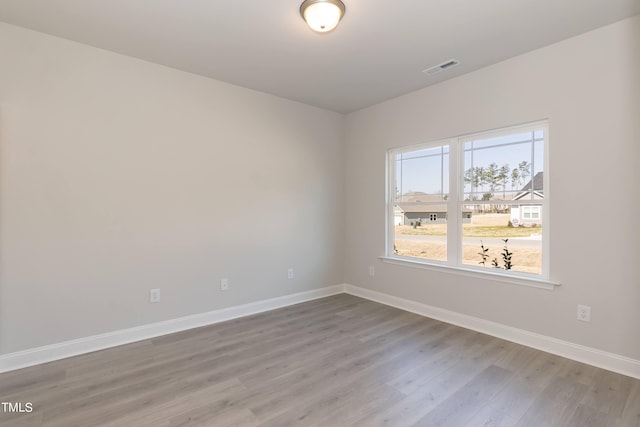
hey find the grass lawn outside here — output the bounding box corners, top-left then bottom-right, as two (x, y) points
(397, 225), (539, 238)
(396, 213), (542, 238)
(393, 240), (541, 274)
(394, 214), (542, 274)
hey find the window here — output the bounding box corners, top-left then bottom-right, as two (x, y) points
(392, 145), (449, 261)
(388, 121), (548, 279)
(522, 206), (540, 220)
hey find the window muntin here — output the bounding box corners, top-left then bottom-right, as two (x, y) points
(388, 122), (548, 279)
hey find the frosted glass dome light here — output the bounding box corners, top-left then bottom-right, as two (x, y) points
(300, 0), (346, 33)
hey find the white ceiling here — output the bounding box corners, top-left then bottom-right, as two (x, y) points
(1, 1), (639, 113)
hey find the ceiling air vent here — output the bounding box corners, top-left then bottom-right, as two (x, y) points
(422, 59), (460, 75)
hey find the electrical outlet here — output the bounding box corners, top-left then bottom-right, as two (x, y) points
(369, 265), (375, 277)
(220, 278), (229, 291)
(577, 305), (591, 322)
(287, 268), (294, 279)
(150, 288), (160, 303)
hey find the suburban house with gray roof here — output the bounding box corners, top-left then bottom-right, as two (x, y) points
(510, 171), (543, 227)
(395, 203), (473, 226)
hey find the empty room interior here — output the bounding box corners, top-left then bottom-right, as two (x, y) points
(1, 1), (640, 426)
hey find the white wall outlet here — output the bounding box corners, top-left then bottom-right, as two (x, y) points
(577, 305), (591, 322)
(369, 265), (375, 277)
(287, 268), (294, 279)
(220, 278), (229, 291)
(150, 288), (160, 303)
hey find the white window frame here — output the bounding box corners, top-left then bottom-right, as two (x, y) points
(384, 121), (557, 289)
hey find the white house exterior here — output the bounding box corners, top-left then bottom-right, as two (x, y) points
(510, 172), (543, 227)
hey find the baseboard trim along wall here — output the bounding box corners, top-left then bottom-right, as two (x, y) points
(2, 283), (639, 379)
(0, 285), (344, 373)
(343, 284), (640, 380)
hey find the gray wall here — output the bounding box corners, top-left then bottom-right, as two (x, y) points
(344, 16), (640, 360)
(0, 23), (345, 354)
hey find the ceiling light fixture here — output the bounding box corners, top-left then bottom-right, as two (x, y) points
(300, 0), (346, 33)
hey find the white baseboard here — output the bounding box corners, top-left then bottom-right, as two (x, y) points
(344, 284), (640, 380)
(0, 285), (343, 373)
(3, 283), (638, 380)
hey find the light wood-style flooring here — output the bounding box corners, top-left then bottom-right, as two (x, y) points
(1, 294), (639, 426)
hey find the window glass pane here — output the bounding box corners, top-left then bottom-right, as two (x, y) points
(394, 204), (447, 262)
(463, 130), (545, 206)
(393, 144), (449, 262)
(395, 146), (449, 202)
(460, 204), (542, 275)
(463, 136), (534, 202)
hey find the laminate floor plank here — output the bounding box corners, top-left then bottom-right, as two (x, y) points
(98, 378), (244, 427)
(0, 412), (43, 427)
(581, 368), (636, 417)
(170, 407), (260, 427)
(515, 375), (590, 426)
(385, 326), (477, 393)
(0, 366), (66, 398)
(351, 339), (510, 427)
(567, 403), (622, 427)
(556, 359), (601, 387)
(481, 349), (570, 424)
(493, 343), (539, 372)
(1, 293), (639, 427)
(621, 379), (640, 426)
(412, 364), (514, 427)
(292, 321), (461, 426)
(463, 404), (520, 427)
(515, 351), (568, 389)
(484, 376), (544, 422)
(245, 317), (440, 421)
(261, 377), (404, 427)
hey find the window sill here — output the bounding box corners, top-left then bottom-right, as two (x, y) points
(379, 256), (560, 290)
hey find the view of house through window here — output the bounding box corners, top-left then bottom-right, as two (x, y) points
(389, 122), (547, 277)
